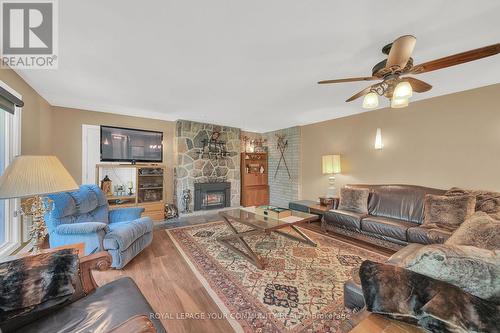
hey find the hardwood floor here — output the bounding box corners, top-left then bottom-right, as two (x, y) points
(93, 229), (235, 333)
(93, 219), (394, 333)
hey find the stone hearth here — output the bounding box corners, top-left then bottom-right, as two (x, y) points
(174, 120), (240, 212)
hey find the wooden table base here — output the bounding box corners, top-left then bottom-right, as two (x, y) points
(217, 216), (317, 269)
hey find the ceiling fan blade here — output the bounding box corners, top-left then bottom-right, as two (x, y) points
(386, 35), (417, 69)
(410, 43), (500, 74)
(404, 77), (432, 93)
(318, 76), (378, 84)
(346, 86), (373, 102)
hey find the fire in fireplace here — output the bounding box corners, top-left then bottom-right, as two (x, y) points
(194, 182), (231, 211)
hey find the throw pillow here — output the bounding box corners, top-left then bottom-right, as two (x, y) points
(446, 187), (500, 220)
(0, 248), (79, 323)
(422, 194), (476, 231)
(338, 187), (370, 214)
(399, 244), (500, 303)
(446, 212), (500, 250)
(359, 260), (500, 333)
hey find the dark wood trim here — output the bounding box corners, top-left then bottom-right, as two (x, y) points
(79, 251), (112, 294)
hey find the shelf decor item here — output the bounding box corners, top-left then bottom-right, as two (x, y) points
(100, 175), (113, 196)
(0, 155), (78, 253)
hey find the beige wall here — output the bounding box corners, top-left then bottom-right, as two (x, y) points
(4, 66), (500, 203)
(0, 68), (52, 154)
(301, 83), (500, 199)
(50, 107), (176, 202)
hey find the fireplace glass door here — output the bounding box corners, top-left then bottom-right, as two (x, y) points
(202, 191), (225, 209)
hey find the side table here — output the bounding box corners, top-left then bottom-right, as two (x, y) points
(288, 198), (339, 220)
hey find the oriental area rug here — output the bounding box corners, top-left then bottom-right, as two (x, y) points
(167, 221), (387, 333)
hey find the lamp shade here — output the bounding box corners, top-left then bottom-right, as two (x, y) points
(0, 155), (78, 199)
(322, 155), (341, 174)
(362, 92), (379, 109)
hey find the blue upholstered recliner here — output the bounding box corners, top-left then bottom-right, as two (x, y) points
(45, 185), (154, 269)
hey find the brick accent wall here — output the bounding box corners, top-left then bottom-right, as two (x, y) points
(263, 126), (301, 207)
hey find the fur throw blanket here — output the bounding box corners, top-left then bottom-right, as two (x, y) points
(360, 260), (500, 333)
(399, 244), (500, 302)
(0, 248), (79, 323)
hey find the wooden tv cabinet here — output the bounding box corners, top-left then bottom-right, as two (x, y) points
(95, 164), (165, 222)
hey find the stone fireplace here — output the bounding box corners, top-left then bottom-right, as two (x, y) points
(194, 182), (231, 211)
(174, 120), (240, 212)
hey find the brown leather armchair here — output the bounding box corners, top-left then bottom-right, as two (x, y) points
(0, 246), (165, 333)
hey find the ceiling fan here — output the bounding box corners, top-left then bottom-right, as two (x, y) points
(318, 36), (500, 109)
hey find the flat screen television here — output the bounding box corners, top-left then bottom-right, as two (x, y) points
(100, 125), (163, 163)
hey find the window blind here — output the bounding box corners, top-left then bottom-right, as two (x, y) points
(0, 86), (24, 114)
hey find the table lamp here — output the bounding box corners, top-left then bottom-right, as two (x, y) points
(322, 154), (341, 197)
(0, 155), (78, 253)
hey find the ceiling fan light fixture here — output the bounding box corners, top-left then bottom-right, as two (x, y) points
(362, 92), (379, 109)
(391, 96), (409, 108)
(393, 81), (413, 99)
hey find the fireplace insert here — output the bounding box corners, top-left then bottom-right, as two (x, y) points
(194, 182), (231, 211)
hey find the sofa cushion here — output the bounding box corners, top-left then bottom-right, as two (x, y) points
(338, 187), (370, 214)
(48, 185), (108, 219)
(323, 209), (364, 230)
(446, 187), (500, 220)
(399, 244), (500, 303)
(352, 184), (446, 224)
(422, 194), (476, 231)
(18, 277), (166, 333)
(446, 212), (500, 250)
(407, 226), (451, 245)
(104, 217), (154, 250)
(360, 216), (418, 242)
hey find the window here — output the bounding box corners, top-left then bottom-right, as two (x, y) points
(0, 81), (21, 257)
(0, 111), (5, 244)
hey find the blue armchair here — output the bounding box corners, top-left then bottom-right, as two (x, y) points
(45, 185), (154, 269)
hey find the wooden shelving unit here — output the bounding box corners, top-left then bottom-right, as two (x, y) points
(241, 152), (269, 207)
(95, 164), (166, 222)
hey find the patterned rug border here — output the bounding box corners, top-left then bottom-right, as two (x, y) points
(161, 219), (222, 231)
(167, 221), (389, 332)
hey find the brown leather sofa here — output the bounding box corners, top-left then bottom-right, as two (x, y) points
(323, 184), (450, 246)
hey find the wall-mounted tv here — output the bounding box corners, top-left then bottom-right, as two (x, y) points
(100, 125), (163, 163)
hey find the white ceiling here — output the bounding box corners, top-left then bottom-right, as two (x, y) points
(15, 0), (500, 132)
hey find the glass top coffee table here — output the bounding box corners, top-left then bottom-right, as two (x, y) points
(218, 208), (319, 269)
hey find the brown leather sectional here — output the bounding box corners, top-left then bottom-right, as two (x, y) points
(323, 184), (450, 246)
